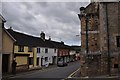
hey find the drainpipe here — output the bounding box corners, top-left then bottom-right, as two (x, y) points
(105, 3), (111, 76)
(0, 20), (3, 80)
(85, 14), (89, 77)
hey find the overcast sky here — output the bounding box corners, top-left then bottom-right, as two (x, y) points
(1, 2), (89, 46)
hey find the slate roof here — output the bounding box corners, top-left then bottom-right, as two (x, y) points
(50, 41), (71, 49)
(0, 14), (6, 22)
(7, 28), (44, 47)
(7, 28), (71, 49)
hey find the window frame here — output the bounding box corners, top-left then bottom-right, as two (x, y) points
(116, 36), (120, 47)
(45, 57), (48, 62)
(37, 48), (41, 53)
(28, 46), (33, 52)
(37, 58), (39, 66)
(45, 48), (48, 53)
(54, 49), (56, 53)
(18, 46), (24, 52)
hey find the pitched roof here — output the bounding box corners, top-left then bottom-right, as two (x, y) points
(7, 28), (71, 49)
(7, 29), (44, 47)
(0, 14), (6, 22)
(3, 28), (16, 42)
(50, 40), (71, 49)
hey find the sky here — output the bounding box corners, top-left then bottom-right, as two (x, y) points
(1, 1), (90, 46)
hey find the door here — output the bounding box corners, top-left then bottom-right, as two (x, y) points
(52, 56), (55, 64)
(2, 54), (9, 73)
(41, 58), (43, 66)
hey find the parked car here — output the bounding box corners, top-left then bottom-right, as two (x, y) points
(57, 60), (64, 67)
(57, 61), (68, 67)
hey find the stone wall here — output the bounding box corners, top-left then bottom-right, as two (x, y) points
(79, 2), (120, 77)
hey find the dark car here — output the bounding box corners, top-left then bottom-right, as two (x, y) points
(57, 61), (68, 67)
(57, 61), (64, 67)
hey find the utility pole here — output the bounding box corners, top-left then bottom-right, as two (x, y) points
(105, 3), (111, 76)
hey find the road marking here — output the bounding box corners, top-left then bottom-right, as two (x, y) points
(67, 68), (80, 78)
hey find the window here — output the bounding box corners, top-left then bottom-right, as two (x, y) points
(114, 64), (118, 68)
(45, 48), (48, 53)
(37, 58), (39, 66)
(117, 36), (120, 47)
(29, 57), (33, 65)
(37, 48), (40, 53)
(45, 57), (48, 62)
(54, 49), (56, 53)
(28, 46), (33, 52)
(18, 46), (24, 52)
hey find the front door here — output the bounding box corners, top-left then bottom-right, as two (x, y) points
(41, 58), (43, 66)
(2, 54), (9, 73)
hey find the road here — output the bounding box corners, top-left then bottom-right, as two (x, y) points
(9, 61), (80, 79)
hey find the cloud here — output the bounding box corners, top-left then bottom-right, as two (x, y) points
(2, 2), (89, 46)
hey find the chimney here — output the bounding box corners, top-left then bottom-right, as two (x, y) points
(9, 26), (12, 30)
(40, 31), (45, 40)
(61, 41), (64, 44)
(80, 7), (85, 15)
(48, 36), (51, 41)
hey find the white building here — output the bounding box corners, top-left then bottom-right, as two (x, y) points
(36, 32), (58, 67)
(36, 47), (58, 67)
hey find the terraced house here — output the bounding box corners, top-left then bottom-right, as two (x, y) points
(0, 15), (16, 74)
(36, 32), (58, 67)
(6, 27), (72, 72)
(7, 28), (42, 71)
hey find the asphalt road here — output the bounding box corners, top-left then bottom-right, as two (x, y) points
(9, 61), (80, 79)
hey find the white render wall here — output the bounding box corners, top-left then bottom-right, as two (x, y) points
(70, 50), (76, 55)
(37, 47), (58, 66)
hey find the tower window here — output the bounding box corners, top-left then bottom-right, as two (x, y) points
(116, 36), (120, 47)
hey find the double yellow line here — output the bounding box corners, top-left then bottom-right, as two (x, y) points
(67, 68), (80, 78)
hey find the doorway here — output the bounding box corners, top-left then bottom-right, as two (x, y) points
(2, 54), (9, 73)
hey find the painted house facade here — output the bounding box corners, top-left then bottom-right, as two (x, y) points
(36, 32), (58, 67)
(7, 28), (40, 71)
(5, 26), (75, 71)
(0, 15), (16, 74)
(0, 14), (4, 80)
(37, 47), (57, 66)
(7, 29), (60, 71)
(52, 41), (70, 65)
